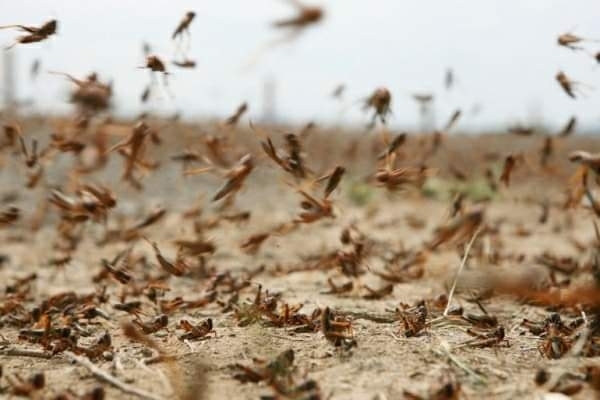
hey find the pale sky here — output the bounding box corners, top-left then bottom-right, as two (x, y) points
(1, 0), (600, 131)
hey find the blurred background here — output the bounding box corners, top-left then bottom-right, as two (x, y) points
(1, 0), (599, 131)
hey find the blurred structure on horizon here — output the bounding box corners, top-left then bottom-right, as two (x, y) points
(2, 50), (17, 110)
(262, 76), (278, 123)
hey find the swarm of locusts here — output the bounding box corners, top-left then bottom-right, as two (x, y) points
(1, 7), (600, 400)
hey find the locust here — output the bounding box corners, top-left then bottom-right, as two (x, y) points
(232, 349), (295, 384)
(274, 1), (323, 29)
(142, 55), (169, 76)
(321, 277), (353, 295)
(374, 163), (434, 192)
(145, 238), (188, 277)
(212, 154), (254, 202)
(458, 326), (508, 349)
(443, 109), (461, 132)
(244, 1), (324, 68)
(559, 116), (577, 137)
(508, 124), (535, 136)
(240, 232), (270, 255)
(1, 19), (57, 49)
(172, 11), (196, 58)
(140, 55), (171, 97)
(321, 306), (356, 349)
(107, 121), (152, 186)
(428, 208), (484, 250)
(132, 314), (169, 334)
(292, 179), (338, 224)
(224, 102), (248, 127)
(52, 387), (105, 400)
(73, 331), (112, 359)
(256, 127), (308, 179)
(445, 67), (455, 90)
(30, 59), (40, 81)
(172, 58), (196, 69)
(173, 11), (196, 40)
(377, 133), (407, 161)
(557, 32), (599, 51)
(540, 135), (553, 167)
(331, 83), (345, 99)
(113, 300), (143, 317)
(364, 87), (392, 128)
(19, 136), (39, 168)
(48, 184), (116, 222)
(50, 71), (112, 112)
(556, 70), (590, 99)
(316, 166), (345, 198)
(569, 150), (600, 174)
(178, 318), (214, 340)
(5, 372), (45, 397)
(362, 283), (393, 300)
(404, 371), (461, 400)
(174, 237), (216, 257)
(397, 301), (427, 337)
(101, 253), (133, 285)
(0, 206), (20, 227)
(500, 153), (520, 186)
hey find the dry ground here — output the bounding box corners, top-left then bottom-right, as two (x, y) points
(1, 119), (600, 399)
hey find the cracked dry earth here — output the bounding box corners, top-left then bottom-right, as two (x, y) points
(1, 129), (600, 400)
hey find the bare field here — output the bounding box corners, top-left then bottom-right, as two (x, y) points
(1, 119), (600, 399)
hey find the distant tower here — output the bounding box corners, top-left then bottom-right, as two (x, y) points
(426, 101), (436, 132)
(527, 98), (543, 128)
(2, 50), (17, 110)
(262, 76), (277, 123)
(412, 94), (435, 132)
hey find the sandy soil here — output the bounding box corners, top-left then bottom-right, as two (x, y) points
(1, 120), (600, 400)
